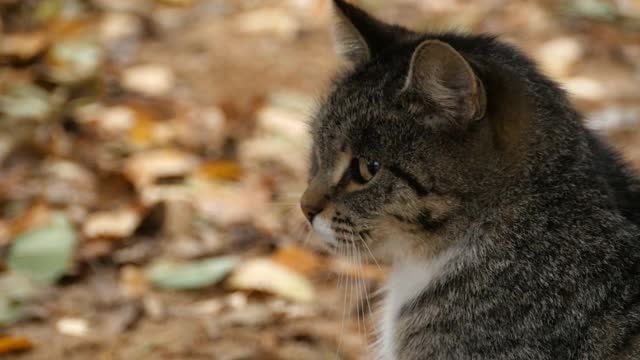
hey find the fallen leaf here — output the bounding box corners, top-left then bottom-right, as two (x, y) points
(146, 256), (239, 290)
(227, 258), (315, 302)
(193, 160), (243, 182)
(83, 207), (141, 239)
(56, 317), (89, 337)
(142, 296), (166, 321)
(562, 76), (606, 101)
(0, 83), (53, 121)
(0, 336), (33, 354)
(121, 64), (175, 97)
(104, 303), (142, 335)
(0, 298), (23, 326)
(5, 202), (52, 244)
(155, 0), (197, 6)
(8, 214), (78, 284)
(271, 245), (324, 274)
(119, 265), (149, 299)
(234, 8), (300, 38)
(127, 104), (169, 147)
(0, 272), (42, 302)
(88, 105), (137, 136)
(99, 12), (143, 43)
(0, 262), (44, 327)
(195, 180), (272, 227)
(536, 37), (583, 79)
(255, 106), (310, 143)
(0, 32), (48, 60)
(123, 148), (199, 187)
(567, 0), (617, 20)
(617, 0), (640, 18)
(46, 37), (103, 84)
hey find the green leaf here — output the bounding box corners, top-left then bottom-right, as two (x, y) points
(0, 272), (41, 301)
(0, 272), (45, 327)
(0, 83), (52, 121)
(0, 297), (23, 327)
(47, 38), (103, 84)
(7, 214), (78, 284)
(146, 257), (239, 290)
(567, 0), (617, 21)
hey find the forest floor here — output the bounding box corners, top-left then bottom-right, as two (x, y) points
(1, 0), (640, 359)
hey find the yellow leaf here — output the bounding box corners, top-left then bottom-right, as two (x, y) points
(271, 245), (324, 274)
(0, 336), (33, 354)
(127, 106), (157, 147)
(194, 161), (243, 182)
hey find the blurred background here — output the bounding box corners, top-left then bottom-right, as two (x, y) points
(0, 0), (640, 359)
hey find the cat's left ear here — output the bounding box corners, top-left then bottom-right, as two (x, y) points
(404, 40), (486, 125)
(331, 0), (403, 67)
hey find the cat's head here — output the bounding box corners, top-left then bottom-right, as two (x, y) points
(301, 0), (535, 263)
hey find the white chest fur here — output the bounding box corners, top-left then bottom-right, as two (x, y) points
(378, 251), (456, 360)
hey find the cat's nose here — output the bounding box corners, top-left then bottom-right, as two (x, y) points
(301, 203), (322, 223)
(300, 179), (329, 223)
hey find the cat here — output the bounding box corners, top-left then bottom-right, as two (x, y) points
(300, 1), (640, 359)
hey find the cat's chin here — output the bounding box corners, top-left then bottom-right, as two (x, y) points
(311, 216), (338, 244)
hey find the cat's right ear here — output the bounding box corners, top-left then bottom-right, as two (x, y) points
(331, 0), (395, 67)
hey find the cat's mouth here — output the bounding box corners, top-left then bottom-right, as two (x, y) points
(312, 214), (371, 253)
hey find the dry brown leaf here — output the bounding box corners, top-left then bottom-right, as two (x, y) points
(195, 182), (271, 227)
(5, 202), (52, 244)
(119, 265), (149, 299)
(123, 148), (199, 188)
(227, 258), (315, 303)
(48, 18), (100, 40)
(271, 245), (325, 274)
(0, 32), (48, 60)
(0, 336), (33, 354)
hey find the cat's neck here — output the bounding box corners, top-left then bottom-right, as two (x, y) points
(377, 248), (461, 360)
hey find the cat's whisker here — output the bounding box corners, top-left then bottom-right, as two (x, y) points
(289, 216), (310, 242)
(350, 232), (363, 346)
(336, 242), (348, 359)
(301, 230), (313, 248)
(360, 232), (382, 271)
(356, 245), (370, 351)
(358, 240), (377, 352)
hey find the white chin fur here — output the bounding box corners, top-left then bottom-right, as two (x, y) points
(312, 216), (336, 244)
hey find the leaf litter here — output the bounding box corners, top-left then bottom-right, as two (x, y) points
(0, 0), (639, 358)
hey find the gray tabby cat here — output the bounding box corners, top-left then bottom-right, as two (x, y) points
(300, 1), (640, 359)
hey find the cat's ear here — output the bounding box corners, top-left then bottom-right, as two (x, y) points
(404, 40), (486, 124)
(331, 0), (398, 66)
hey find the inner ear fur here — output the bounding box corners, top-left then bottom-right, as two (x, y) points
(404, 40), (487, 126)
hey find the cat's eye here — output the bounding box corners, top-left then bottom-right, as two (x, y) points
(350, 158), (380, 184)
